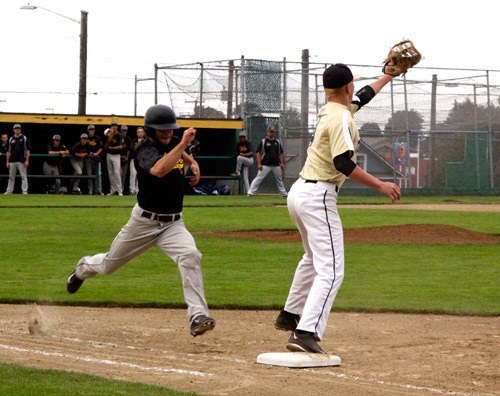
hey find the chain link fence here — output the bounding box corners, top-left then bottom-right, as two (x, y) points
(152, 56), (500, 193)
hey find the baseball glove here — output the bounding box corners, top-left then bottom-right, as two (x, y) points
(382, 40), (422, 77)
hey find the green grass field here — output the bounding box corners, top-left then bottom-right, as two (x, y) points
(0, 363), (194, 396)
(0, 194), (499, 394)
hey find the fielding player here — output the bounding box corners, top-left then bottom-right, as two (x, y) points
(275, 63), (401, 353)
(67, 104), (216, 337)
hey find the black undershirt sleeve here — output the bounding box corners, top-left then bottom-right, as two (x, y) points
(333, 151), (357, 176)
(352, 85), (376, 110)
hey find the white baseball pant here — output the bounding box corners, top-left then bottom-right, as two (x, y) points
(283, 178), (344, 340)
(70, 157), (84, 189)
(247, 165), (287, 196)
(129, 160), (138, 195)
(5, 162), (28, 194)
(43, 161), (61, 193)
(106, 153), (122, 194)
(85, 157), (101, 194)
(236, 156), (253, 193)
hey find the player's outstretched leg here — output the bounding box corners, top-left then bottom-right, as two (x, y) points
(66, 270), (84, 294)
(190, 315), (216, 337)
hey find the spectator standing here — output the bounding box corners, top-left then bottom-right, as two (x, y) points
(104, 121), (124, 195)
(0, 133), (8, 192)
(247, 125), (287, 197)
(119, 125), (133, 193)
(4, 124), (31, 195)
(43, 134), (69, 194)
(70, 133), (89, 194)
(85, 125), (103, 195)
(128, 126), (145, 195)
(230, 130), (254, 194)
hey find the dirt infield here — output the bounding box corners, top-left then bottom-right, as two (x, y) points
(1, 203), (498, 395)
(205, 224), (500, 245)
(0, 305), (498, 396)
(338, 203), (500, 212)
(199, 203), (500, 245)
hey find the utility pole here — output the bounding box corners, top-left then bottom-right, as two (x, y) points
(301, 49), (309, 133)
(227, 60), (234, 118)
(78, 10), (88, 115)
(428, 74), (437, 188)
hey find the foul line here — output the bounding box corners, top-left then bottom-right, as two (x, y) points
(0, 329), (248, 365)
(58, 335), (248, 364)
(0, 343), (213, 378)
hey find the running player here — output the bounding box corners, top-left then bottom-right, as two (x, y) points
(66, 104), (215, 337)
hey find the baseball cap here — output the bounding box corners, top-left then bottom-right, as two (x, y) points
(323, 63), (354, 89)
(52, 134), (61, 140)
(267, 125), (276, 132)
(111, 120), (118, 126)
(87, 124), (95, 130)
(80, 133), (89, 139)
(239, 130), (247, 137)
(13, 123), (21, 129)
(120, 125), (128, 131)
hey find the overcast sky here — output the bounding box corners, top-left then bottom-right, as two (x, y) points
(0, 0), (497, 116)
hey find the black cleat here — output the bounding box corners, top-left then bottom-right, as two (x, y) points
(274, 310), (300, 331)
(66, 270), (84, 294)
(286, 331), (326, 354)
(190, 315), (216, 337)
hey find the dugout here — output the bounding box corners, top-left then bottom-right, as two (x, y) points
(0, 112), (243, 194)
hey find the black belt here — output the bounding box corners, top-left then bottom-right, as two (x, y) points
(141, 211), (181, 222)
(304, 179), (339, 192)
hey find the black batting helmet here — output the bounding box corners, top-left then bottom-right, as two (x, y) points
(144, 105), (179, 130)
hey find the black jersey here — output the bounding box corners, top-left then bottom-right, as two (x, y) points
(87, 135), (102, 154)
(236, 141), (253, 156)
(46, 142), (68, 166)
(120, 135), (133, 160)
(134, 136), (185, 214)
(0, 141), (8, 171)
(8, 135), (31, 163)
(72, 141), (89, 155)
(106, 132), (123, 155)
(257, 137), (283, 166)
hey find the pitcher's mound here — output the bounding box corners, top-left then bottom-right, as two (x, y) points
(256, 352), (341, 368)
(207, 224), (500, 244)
